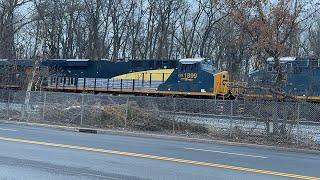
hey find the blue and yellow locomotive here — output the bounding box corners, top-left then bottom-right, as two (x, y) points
(42, 58), (232, 98)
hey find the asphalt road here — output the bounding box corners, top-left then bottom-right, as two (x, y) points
(0, 123), (319, 180)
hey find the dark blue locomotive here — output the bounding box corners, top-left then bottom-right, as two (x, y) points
(249, 57), (320, 97)
(42, 58), (230, 98)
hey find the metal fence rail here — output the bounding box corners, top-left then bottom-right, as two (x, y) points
(0, 89), (319, 149)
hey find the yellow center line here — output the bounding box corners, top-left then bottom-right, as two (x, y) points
(0, 136), (318, 180)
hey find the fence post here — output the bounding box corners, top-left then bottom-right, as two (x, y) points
(7, 92), (10, 120)
(42, 91), (47, 122)
(230, 100), (233, 137)
(80, 93), (84, 125)
(272, 101), (278, 135)
(296, 103), (300, 145)
(124, 97), (129, 128)
(25, 91), (31, 122)
(172, 97), (176, 134)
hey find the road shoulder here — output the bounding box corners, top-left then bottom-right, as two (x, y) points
(1, 119), (319, 155)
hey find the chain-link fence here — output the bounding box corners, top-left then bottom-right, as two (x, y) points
(0, 89), (319, 150)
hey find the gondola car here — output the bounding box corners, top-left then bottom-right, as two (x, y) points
(42, 58), (232, 98)
(248, 57), (320, 101)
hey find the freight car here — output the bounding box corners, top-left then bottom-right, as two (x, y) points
(42, 58), (233, 98)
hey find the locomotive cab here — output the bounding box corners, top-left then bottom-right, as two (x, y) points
(178, 58), (205, 81)
(176, 58), (231, 97)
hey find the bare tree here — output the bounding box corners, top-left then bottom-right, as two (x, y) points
(0, 0), (32, 59)
(231, 0), (305, 85)
(0, 0), (317, 65)
(309, 21), (320, 58)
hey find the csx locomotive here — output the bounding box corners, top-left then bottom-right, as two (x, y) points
(249, 57), (320, 101)
(42, 58), (232, 98)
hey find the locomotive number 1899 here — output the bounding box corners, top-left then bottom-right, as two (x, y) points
(178, 73), (198, 80)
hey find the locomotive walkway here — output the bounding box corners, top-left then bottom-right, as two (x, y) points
(0, 122), (319, 180)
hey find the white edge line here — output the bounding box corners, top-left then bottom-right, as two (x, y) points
(0, 128), (17, 132)
(184, 147), (268, 159)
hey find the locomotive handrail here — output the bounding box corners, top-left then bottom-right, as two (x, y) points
(225, 82), (248, 88)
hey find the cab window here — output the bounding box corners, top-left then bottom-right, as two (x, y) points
(179, 64), (198, 71)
